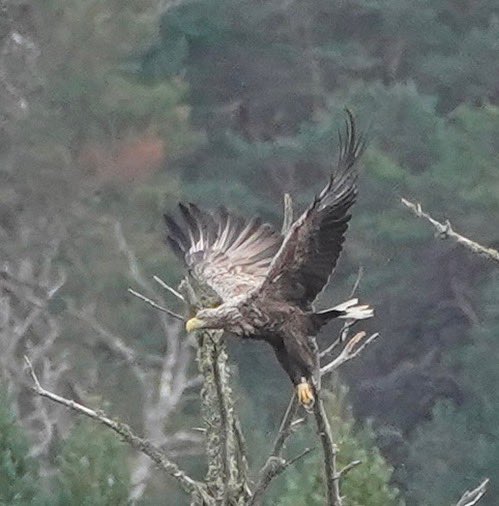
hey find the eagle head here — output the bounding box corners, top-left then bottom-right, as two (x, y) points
(185, 304), (246, 335)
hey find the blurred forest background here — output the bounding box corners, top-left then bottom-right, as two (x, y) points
(1, 0), (498, 504)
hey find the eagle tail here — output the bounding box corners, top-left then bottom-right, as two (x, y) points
(313, 298), (373, 328)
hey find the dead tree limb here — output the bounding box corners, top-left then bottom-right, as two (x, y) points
(153, 275), (185, 301)
(24, 355), (211, 503)
(128, 288), (184, 321)
(455, 479), (489, 506)
(314, 397), (342, 506)
(401, 198), (499, 265)
(0, 234), (71, 460)
(321, 332), (379, 377)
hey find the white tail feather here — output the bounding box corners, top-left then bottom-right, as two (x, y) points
(340, 304), (373, 320)
(329, 298), (359, 312)
(322, 298), (374, 320)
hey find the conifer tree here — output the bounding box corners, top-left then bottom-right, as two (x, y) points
(53, 420), (130, 506)
(0, 392), (39, 506)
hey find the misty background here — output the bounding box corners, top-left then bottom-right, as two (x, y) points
(1, 0), (498, 504)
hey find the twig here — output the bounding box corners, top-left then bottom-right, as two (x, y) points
(401, 198), (499, 265)
(287, 446), (315, 466)
(128, 288), (184, 321)
(249, 447), (315, 506)
(349, 266), (364, 297)
(338, 459), (361, 478)
(153, 275), (185, 301)
(455, 479), (489, 506)
(319, 325), (350, 359)
(271, 395), (300, 457)
(23, 356), (210, 501)
(321, 332), (379, 376)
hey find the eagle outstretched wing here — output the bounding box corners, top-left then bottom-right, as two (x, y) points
(165, 204), (282, 302)
(258, 110), (366, 308)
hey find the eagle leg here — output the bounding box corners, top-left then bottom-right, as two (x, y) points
(296, 377), (315, 410)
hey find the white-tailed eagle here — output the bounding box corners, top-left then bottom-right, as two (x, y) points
(165, 111), (372, 408)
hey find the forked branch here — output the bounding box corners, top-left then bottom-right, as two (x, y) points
(23, 356), (210, 502)
(321, 331), (379, 376)
(249, 447), (314, 506)
(401, 198), (499, 265)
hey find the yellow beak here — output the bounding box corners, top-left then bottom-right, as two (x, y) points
(186, 317), (205, 333)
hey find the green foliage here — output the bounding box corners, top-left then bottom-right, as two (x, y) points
(0, 394), (130, 506)
(0, 392), (39, 506)
(52, 420), (130, 506)
(3, 0), (499, 503)
(278, 389), (403, 506)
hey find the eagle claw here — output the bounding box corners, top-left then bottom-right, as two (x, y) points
(296, 381), (315, 410)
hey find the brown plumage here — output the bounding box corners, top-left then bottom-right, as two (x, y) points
(165, 110), (373, 408)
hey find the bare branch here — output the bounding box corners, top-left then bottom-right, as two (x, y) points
(128, 288), (184, 321)
(321, 332), (379, 377)
(249, 447), (315, 506)
(401, 198), (499, 265)
(319, 325), (349, 359)
(24, 355), (209, 501)
(349, 266), (364, 298)
(153, 275), (185, 301)
(286, 446), (315, 467)
(190, 316), (250, 501)
(314, 398), (341, 506)
(249, 394), (307, 503)
(338, 459), (362, 478)
(271, 395), (300, 457)
(455, 479), (489, 506)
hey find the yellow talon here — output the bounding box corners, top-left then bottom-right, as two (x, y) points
(296, 380), (315, 409)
